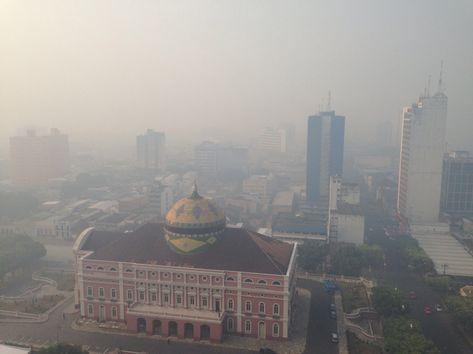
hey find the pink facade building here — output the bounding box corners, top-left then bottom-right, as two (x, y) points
(73, 187), (297, 342)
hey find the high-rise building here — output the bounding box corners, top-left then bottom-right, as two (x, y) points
(441, 151), (473, 215)
(195, 142), (249, 178)
(194, 141), (218, 176)
(397, 91), (448, 224)
(9, 128), (69, 185)
(257, 127), (288, 153)
(306, 110), (345, 206)
(136, 129), (166, 171)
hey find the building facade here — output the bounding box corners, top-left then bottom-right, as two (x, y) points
(397, 92), (448, 224)
(136, 129), (166, 171)
(9, 128), (69, 185)
(257, 127), (288, 153)
(441, 151), (473, 215)
(306, 111), (345, 207)
(73, 187), (297, 342)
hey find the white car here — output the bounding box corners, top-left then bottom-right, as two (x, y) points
(331, 332), (339, 343)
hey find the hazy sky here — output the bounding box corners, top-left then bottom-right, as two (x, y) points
(1, 0), (472, 152)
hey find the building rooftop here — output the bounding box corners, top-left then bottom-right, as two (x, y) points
(336, 203), (364, 216)
(81, 223), (294, 275)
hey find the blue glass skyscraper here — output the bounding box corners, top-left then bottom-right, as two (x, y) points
(306, 111), (345, 206)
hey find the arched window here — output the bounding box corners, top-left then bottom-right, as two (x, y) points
(226, 276), (235, 281)
(259, 302), (265, 313)
(228, 298), (234, 310)
(244, 278), (253, 283)
(258, 280), (267, 285)
(272, 281), (281, 286)
(245, 320), (251, 333)
(245, 301), (252, 312)
(273, 304), (279, 315)
(97, 266), (104, 271)
(110, 267), (117, 272)
(125, 268), (133, 273)
(227, 317), (234, 332)
(85, 265), (92, 270)
(273, 323), (279, 337)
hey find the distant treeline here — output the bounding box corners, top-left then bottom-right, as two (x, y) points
(0, 191), (39, 220)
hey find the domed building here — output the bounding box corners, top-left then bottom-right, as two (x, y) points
(73, 187), (297, 343)
(164, 185), (225, 254)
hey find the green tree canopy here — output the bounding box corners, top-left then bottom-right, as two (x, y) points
(372, 286), (406, 317)
(39, 343), (88, 354)
(445, 296), (473, 331)
(298, 240), (328, 273)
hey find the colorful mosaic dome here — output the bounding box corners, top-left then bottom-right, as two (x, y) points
(164, 184), (226, 254)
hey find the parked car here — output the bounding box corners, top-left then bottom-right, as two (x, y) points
(435, 304), (443, 312)
(424, 306), (432, 315)
(331, 332), (339, 343)
(330, 303), (336, 311)
(409, 291), (417, 300)
(330, 310), (337, 319)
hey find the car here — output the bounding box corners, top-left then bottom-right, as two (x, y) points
(330, 310), (337, 319)
(331, 332), (339, 343)
(424, 306), (432, 315)
(330, 303), (336, 311)
(436, 304), (443, 312)
(409, 291), (417, 300)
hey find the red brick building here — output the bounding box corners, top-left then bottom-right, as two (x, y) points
(73, 187), (297, 342)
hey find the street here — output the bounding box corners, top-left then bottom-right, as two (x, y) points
(366, 214), (473, 354)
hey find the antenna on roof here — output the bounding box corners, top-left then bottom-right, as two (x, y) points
(438, 60), (444, 93)
(327, 90), (332, 111)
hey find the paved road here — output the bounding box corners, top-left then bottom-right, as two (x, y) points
(366, 214), (472, 354)
(299, 279), (338, 354)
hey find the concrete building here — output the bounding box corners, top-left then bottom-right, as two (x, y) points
(441, 151), (473, 215)
(137, 129), (166, 171)
(9, 128), (69, 186)
(257, 127), (288, 153)
(195, 141), (218, 176)
(73, 187), (297, 342)
(306, 111), (345, 207)
(397, 89), (448, 224)
(242, 175), (274, 204)
(328, 176), (365, 245)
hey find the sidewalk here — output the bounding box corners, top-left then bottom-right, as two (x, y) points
(72, 287), (311, 354)
(334, 291), (348, 354)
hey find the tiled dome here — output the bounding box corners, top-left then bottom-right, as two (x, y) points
(164, 184), (226, 254)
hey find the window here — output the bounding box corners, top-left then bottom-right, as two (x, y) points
(189, 295), (195, 306)
(245, 320), (251, 333)
(127, 289), (133, 301)
(87, 286), (93, 297)
(259, 302), (265, 313)
(189, 275), (195, 280)
(87, 304), (94, 315)
(273, 304), (279, 315)
(227, 299), (234, 310)
(244, 278), (253, 283)
(125, 268), (133, 273)
(111, 306), (117, 319)
(202, 276), (208, 281)
(176, 273), (182, 279)
(151, 271), (156, 276)
(110, 267), (117, 272)
(202, 296), (208, 307)
(151, 292), (157, 302)
(273, 323), (279, 337)
(176, 294), (182, 305)
(97, 266), (104, 271)
(215, 277), (220, 282)
(111, 288), (117, 299)
(164, 294), (169, 303)
(85, 265), (92, 270)
(163, 272), (169, 278)
(226, 276), (235, 281)
(227, 317), (234, 332)
(245, 301), (252, 312)
(139, 291), (145, 301)
(258, 280), (267, 285)
(99, 287), (105, 298)
(272, 281), (281, 286)
(139, 271), (145, 276)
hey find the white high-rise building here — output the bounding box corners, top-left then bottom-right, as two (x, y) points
(136, 129), (166, 171)
(257, 127), (288, 153)
(397, 89), (448, 224)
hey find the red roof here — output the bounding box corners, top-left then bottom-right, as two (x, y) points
(82, 223), (294, 275)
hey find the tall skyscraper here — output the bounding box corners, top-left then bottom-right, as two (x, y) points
(441, 151), (473, 215)
(306, 110), (345, 206)
(257, 127), (288, 153)
(136, 129), (166, 171)
(397, 89), (448, 224)
(9, 128), (69, 185)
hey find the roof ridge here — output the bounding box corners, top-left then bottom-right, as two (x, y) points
(248, 231), (285, 274)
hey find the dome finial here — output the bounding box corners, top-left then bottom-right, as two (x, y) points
(190, 180), (201, 199)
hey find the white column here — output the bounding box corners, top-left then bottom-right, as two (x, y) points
(78, 258), (85, 317)
(118, 263), (125, 320)
(237, 272), (242, 332)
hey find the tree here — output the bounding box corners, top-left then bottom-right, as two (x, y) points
(0, 191), (39, 220)
(359, 244), (384, 268)
(384, 316), (440, 354)
(445, 296), (473, 332)
(330, 243), (363, 276)
(39, 344), (88, 354)
(372, 286), (406, 317)
(298, 240), (328, 273)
